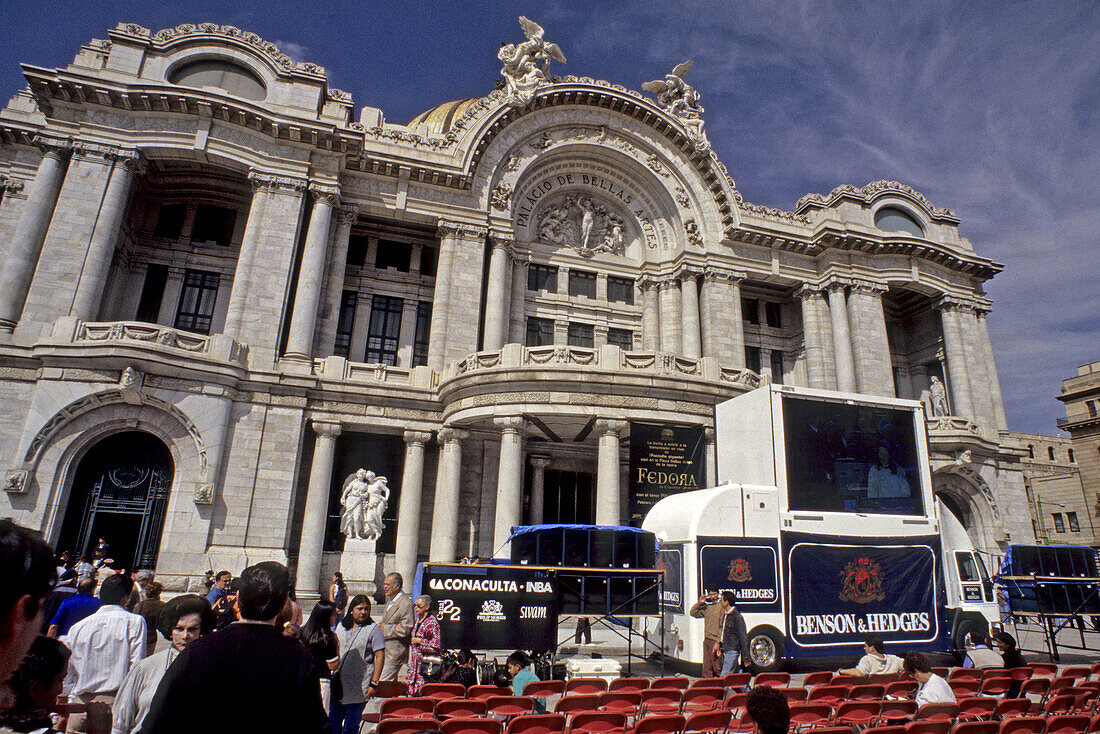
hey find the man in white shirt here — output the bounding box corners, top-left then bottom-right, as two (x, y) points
(904, 651), (956, 707)
(838, 634), (904, 677)
(62, 573), (146, 734)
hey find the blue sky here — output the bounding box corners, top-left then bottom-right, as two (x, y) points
(3, 1), (1097, 435)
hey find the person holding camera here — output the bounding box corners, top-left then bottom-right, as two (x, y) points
(689, 583), (725, 678)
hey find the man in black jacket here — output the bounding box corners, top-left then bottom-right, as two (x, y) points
(142, 561), (328, 733)
(717, 591), (749, 675)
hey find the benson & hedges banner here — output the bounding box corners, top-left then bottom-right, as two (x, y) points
(698, 537), (782, 613)
(781, 532), (947, 657)
(628, 422), (705, 525)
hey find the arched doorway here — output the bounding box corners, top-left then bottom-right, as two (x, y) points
(56, 431), (174, 570)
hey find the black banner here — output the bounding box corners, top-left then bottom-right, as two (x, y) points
(699, 538), (782, 613)
(781, 532), (946, 657)
(658, 546), (684, 612)
(422, 564), (559, 651)
(628, 423), (705, 525)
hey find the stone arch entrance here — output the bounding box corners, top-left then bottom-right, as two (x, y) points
(56, 431), (174, 570)
(933, 467), (1003, 555)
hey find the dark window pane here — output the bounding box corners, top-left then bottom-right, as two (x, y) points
(607, 276), (634, 304)
(375, 240), (411, 272)
(346, 234), (368, 267)
(1068, 512), (1080, 532)
(135, 264), (168, 322)
(770, 349), (785, 384)
(528, 264), (558, 293)
(526, 317), (554, 347)
(567, 322), (594, 348)
(191, 205), (236, 247)
(569, 271), (596, 298)
(365, 295), (403, 364)
(607, 327), (633, 351)
(333, 290), (358, 358)
(742, 298), (760, 324)
(174, 269), (220, 335)
(765, 301), (783, 328)
(745, 346), (761, 373)
(153, 204), (185, 239)
(419, 247), (438, 277)
(412, 301), (432, 366)
(1052, 513), (1065, 533)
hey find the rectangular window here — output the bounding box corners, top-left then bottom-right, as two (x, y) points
(567, 322), (594, 348)
(526, 317), (554, 347)
(333, 290), (358, 358)
(1052, 513), (1066, 533)
(607, 327), (633, 351)
(607, 276), (635, 305)
(153, 204), (185, 239)
(745, 345), (761, 373)
(174, 269), (220, 335)
(375, 240), (411, 272)
(770, 350), (785, 384)
(1088, 401), (1098, 418)
(412, 301), (432, 367)
(765, 301), (783, 328)
(528, 264), (558, 293)
(1068, 512), (1080, 533)
(364, 295), (403, 365)
(568, 270), (597, 298)
(346, 234), (369, 267)
(742, 298), (760, 324)
(190, 205), (236, 247)
(419, 247), (438, 277)
(135, 264), (168, 323)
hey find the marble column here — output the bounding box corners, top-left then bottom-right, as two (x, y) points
(846, 281), (894, 396)
(295, 421), (341, 599)
(70, 152), (140, 320)
(429, 427), (467, 562)
(155, 267), (186, 326)
(680, 269), (702, 359)
(826, 283), (858, 392)
(426, 224), (459, 370)
(284, 184), (338, 360)
(316, 205), (357, 355)
(508, 256), (527, 344)
(704, 427), (717, 487)
(938, 301), (975, 419)
(393, 430), (433, 582)
(223, 173), (271, 338)
(639, 277), (660, 352)
(528, 455), (551, 525)
(700, 269), (744, 366)
(492, 417), (526, 553)
(958, 306), (996, 428)
(657, 279), (682, 353)
(0, 141), (70, 332)
(483, 235), (513, 351)
(975, 309), (1009, 429)
(595, 420), (628, 525)
(798, 286), (829, 389)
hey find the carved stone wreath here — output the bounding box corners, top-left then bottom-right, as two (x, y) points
(536, 194), (628, 257)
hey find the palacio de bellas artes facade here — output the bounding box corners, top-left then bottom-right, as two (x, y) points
(0, 19), (1033, 596)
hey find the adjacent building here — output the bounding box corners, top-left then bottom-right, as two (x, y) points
(0, 22), (1034, 594)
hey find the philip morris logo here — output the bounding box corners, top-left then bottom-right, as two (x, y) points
(477, 599), (506, 622)
(727, 557), (752, 583)
(839, 557), (885, 604)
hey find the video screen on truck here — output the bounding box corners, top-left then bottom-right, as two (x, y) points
(783, 396), (923, 515)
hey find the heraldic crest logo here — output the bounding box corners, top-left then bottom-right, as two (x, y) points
(838, 556), (885, 603)
(477, 598), (507, 622)
(727, 557), (752, 583)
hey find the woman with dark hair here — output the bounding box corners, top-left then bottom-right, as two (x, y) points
(300, 600), (340, 713)
(111, 594), (214, 733)
(328, 572), (348, 623)
(407, 595), (441, 696)
(0, 636), (71, 732)
(993, 631), (1027, 696)
(332, 594), (385, 734)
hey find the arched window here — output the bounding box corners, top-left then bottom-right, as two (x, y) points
(1069, 448), (1076, 462)
(169, 59), (266, 101)
(1027, 444), (1034, 459)
(874, 207), (924, 237)
(1048, 446), (1056, 461)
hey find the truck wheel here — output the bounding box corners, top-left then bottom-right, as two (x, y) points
(747, 627), (784, 672)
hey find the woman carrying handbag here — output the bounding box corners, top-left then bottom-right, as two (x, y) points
(407, 595), (441, 695)
(332, 594), (385, 734)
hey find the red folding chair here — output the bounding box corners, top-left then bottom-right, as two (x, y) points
(955, 697), (997, 722)
(752, 672), (789, 688)
(864, 727), (907, 734)
(727, 710), (753, 734)
(486, 696), (536, 720)
(801, 671), (832, 688)
(596, 692), (641, 718)
(904, 723), (952, 734)
(915, 703), (960, 722)
(848, 684), (886, 701)
(931, 667), (950, 678)
(830, 674), (863, 686)
(1026, 662), (1057, 677)
(1062, 666), (1091, 682)
(470, 685), (511, 701)
(688, 678), (725, 689)
(806, 685), (849, 707)
(1042, 693), (1078, 716)
(885, 681), (918, 698)
(421, 684), (469, 700)
(507, 714), (567, 734)
(979, 677), (1012, 697)
(878, 699), (917, 726)
(721, 674), (751, 690)
(568, 711), (627, 734)
(633, 715), (686, 734)
(949, 668), (983, 681)
(787, 703), (832, 731)
(949, 680), (980, 698)
(525, 681), (567, 699)
(566, 679), (610, 696)
(555, 694), (601, 718)
(773, 687), (807, 704)
(1018, 678), (1048, 700)
(436, 699), (490, 720)
(378, 718), (445, 734)
(992, 698), (1030, 719)
(680, 688), (724, 713)
(639, 690), (682, 717)
(995, 717), (1045, 734)
(869, 673), (901, 685)
(1090, 713), (1100, 733)
(650, 678), (690, 691)
(946, 723), (997, 734)
(443, 718), (505, 734)
(1090, 663), (1100, 681)
(832, 700), (881, 729)
(381, 697), (437, 720)
(609, 678), (650, 693)
(682, 709), (731, 734)
(1044, 715), (1092, 734)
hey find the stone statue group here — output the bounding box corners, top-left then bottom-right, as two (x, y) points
(340, 468), (389, 542)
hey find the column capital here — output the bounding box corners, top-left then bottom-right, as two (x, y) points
(32, 134), (73, 157)
(704, 426), (716, 442)
(637, 274), (661, 292)
(336, 204), (359, 226)
(489, 233), (516, 254)
(308, 182), (341, 207)
(676, 265), (704, 282)
(594, 418), (629, 436)
(311, 420), (342, 438)
(529, 455), (552, 470)
(934, 294), (978, 313)
(249, 170), (308, 193)
(823, 278), (850, 295)
(702, 267), (745, 284)
(493, 416), (527, 433)
(403, 430), (434, 446)
(656, 277), (679, 292)
(438, 221), (487, 240)
(849, 278), (888, 296)
(795, 283), (827, 300)
(438, 426), (469, 444)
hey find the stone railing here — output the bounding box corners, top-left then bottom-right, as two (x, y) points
(48, 317), (248, 366)
(312, 355), (438, 389)
(445, 343), (762, 387)
(926, 415), (982, 435)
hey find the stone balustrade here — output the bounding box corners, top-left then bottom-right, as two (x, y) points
(46, 317), (248, 366)
(311, 355), (438, 388)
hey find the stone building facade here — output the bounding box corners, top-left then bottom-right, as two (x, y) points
(1004, 431), (1093, 547)
(1055, 360), (1100, 546)
(0, 22), (1034, 594)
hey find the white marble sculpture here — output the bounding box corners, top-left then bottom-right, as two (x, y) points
(340, 468), (382, 540)
(498, 16), (566, 106)
(642, 61), (708, 150)
(929, 376), (950, 416)
(537, 195), (627, 257)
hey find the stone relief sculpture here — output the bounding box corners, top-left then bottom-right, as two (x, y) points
(498, 16), (566, 106)
(642, 60), (709, 150)
(340, 468), (390, 541)
(537, 195), (627, 257)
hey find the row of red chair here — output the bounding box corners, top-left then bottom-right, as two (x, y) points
(374, 710), (733, 734)
(793, 718), (1099, 734)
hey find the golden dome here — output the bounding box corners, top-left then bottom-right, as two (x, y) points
(407, 98), (480, 136)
